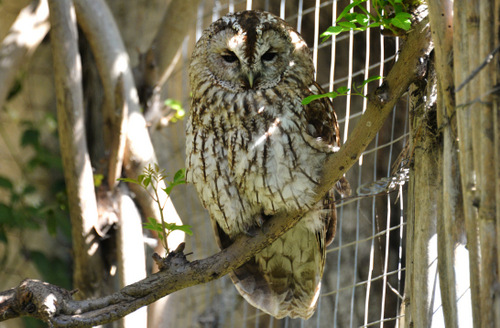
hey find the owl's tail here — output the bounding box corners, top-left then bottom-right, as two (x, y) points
(229, 218), (326, 320)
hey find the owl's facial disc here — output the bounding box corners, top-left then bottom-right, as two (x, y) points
(198, 12), (312, 92)
(217, 30), (290, 90)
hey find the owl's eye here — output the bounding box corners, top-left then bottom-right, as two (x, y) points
(221, 52), (238, 63)
(261, 51), (277, 62)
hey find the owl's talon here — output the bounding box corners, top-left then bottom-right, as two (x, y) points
(256, 216), (265, 228)
(256, 216), (270, 234)
(244, 216), (267, 237)
(244, 227), (259, 237)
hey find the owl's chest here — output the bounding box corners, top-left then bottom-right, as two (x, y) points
(221, 108), (325, 215)
(187, 89), (327, 219)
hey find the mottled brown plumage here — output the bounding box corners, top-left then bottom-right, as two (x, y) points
(186, 10), (348, 319)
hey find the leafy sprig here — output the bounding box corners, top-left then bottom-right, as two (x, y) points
(320, 0), (412, 42)
(118, 164), (191, 253)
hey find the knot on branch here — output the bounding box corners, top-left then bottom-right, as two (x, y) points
(152, 242), (189, 271)
(373, 81), (390, 104)
(0, 279), (74, 323)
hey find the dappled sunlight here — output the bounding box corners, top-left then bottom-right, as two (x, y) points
(252, 117), (280, 149)
(3, 0), (49, 50)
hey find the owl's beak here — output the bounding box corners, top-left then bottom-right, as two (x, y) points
(246, 71), (254, 88)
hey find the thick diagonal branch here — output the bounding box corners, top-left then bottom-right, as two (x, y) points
(318, 19), (432, 196)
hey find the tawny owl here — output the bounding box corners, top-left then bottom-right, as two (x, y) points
(186, 10), (348, 319)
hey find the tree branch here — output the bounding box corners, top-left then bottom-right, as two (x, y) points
(73, 0), (185, 249)
(136, 0), (202, 104)
(318, 18), (432, 196)
(48, 0), (105, 299)
(0, 17), (432, 327)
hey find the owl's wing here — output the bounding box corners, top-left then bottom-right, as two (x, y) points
(306, 81), (341, 147)
(306, 81), (352, 199)
(303, 82), (350, 247)
(324, 189), (337, 246)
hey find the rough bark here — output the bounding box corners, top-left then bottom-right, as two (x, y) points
(453, 0), (481, 325)
(405, 59), (440, 328)
(427, 1), (463, 327)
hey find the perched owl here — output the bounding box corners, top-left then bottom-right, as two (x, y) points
(186, 10), (348, 319)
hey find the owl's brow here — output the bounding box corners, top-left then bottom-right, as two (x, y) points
(211, 12), (282, 63)
(235, 12), (261, 63)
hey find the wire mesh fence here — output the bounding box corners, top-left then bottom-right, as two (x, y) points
(158, 0), (409, 327)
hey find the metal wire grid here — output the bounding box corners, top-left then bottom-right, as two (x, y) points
(167, 1), (408, 326)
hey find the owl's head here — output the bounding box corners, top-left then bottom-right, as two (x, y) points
(189, 10), (314, 93)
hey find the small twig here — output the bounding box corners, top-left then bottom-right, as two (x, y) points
(455, 44), (500, 92)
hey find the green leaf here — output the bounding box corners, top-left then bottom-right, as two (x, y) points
(367, 22), (382, 28)
(0, 227), (7, 244)
(169, 224), (193, 236)
(391, 12), (412, 30)
(336, 86), (350, 94)
(321, 26), (343, 37)
(46, 214), (58, 236)
(320, 26), (344, 42)
(177, 224), (193, 236)
(393, 3), (404, 14)
(361, 75), (383, 88)
(143, 217), (163, 233)
(336, 0), (367, 22)
(142, 176), (151, 188)
(7, 78), (23, 101)
(21, 185), (36, 196)
(21, 128), (40, 148)
(0, 176), (13, 190)
(337, 21), (358, 29)
(382, 17), (392, 27)
(164, 169), (186, 195)
(355, 13), (369, 26)
(343, 13), (358, 22)
(302, 92), (338, 105)
(173, 168), (186, 184)
(164, 99), (182, 111)
(0, 204), (13, 223)
(117, 177), (141, 185)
